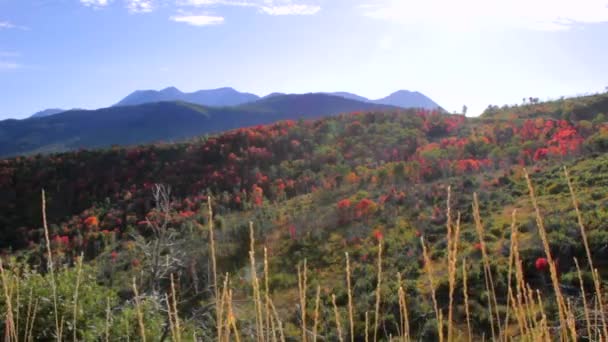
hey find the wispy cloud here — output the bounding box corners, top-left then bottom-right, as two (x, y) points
(77, 0), (321, 22)
(359, 0), (608, 31)
(0, 21), (15, 29)
(260, 3), (320, 15)
(170, 13), (225, 25)
(0, 21), (28, 30)
(126, 0), (155, 13)
(178, 0), (255, 6)
(80, 0), (154, 12)
(80, 0), (112, 8)
(178, 0), (321, 16)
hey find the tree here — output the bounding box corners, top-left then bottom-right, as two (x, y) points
(462, 105), (468, 116)
(133, 184), (186, 294)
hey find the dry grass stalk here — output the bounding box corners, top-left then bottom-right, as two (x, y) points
(132, 277), (146, 342)
(268, 297), (286, 342)
(227, 289), (241, 342)
(510, 209), (534, 338)
(218, 273), (231, 342)
(447, 208), (461, 342)
(462, 258), (472, 342)
(170, 273), (181, 342)
(313, 285), (321, 342)
(365, 311), (369, 342)
(27, 298), (39, 342)
(249, 222), (265, 342)
(14, 276), (20, 342)
(593, 268), (607, 340)
(345, 252), (355, 342)
(564, 166), (608, 340)
(397, 286), (409, 342)
(574, 258), (593, 340)
(396, 272), (410, 342)
(595, 295), (601, 341)
(472, 193), (502, 341)
(502, 210), (517, 338)
(564, 167), (594, 270)
(420, 236), (443, 342)
(207, 197), (221, 341)
(24, 287), (34, 342)
(445, 187), (453, 342)
(332, 294), (345, 342)
(523, 170), (571, 340)
(264, 247), (271, 342)
(297, 259), (308, 342)
(165, 293), (177, 341)
(58, 314), (65, 342)
(72, 252), (84, 342)
(42, 190), (61, 341)
(373, 238), (383, 342)
(0, 259), (16, 342)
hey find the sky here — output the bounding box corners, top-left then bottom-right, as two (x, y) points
(1, 0), (608, 119)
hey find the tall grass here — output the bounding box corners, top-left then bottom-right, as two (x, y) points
(0, 171), (606, 341)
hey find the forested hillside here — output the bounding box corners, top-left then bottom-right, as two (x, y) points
(1, 92), (608, 340)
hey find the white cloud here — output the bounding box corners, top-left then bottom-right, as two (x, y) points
(0, 21), (28, 30)
(178, 0), (320, 15)
(179, 0), (255, 6)
(170, 14), (225, 25)
(80, 0), (112, 8)
(126, 0), (155, 13)
(260, 3), (320, 15)
(78, 0), (321, 18)
(0, 21), (15, 29)
(359, 0), (608, 31)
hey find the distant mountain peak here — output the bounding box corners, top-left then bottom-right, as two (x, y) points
(371, 90), (439, 109)
(29, 108), (65, 118)
(161, 86), (181, 93)
(114, 87), (260, 107)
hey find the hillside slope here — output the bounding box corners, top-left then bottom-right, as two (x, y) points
(1, 92), (608, 340)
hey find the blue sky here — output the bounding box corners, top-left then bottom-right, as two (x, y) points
(1, 0), (608, 119)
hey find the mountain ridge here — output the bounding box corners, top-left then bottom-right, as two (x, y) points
(114, 87), (441, 110)
(0, 93), (402, 157)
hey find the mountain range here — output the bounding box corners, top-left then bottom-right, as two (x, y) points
(2, 93), (407, 157)
(111, 86), (440, 110)
(113, 87), (260, 108)
(2, 88), (441, 158)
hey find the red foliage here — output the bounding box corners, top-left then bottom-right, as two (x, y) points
(454, 159), (491, 173)
(535, 257), (548, 271)
(84, 216), (99, 227)
(252, 184), (264, 207)
(337, 199), (351, 209)
(53, 235), (70, 246)
(179, 210), (196, 218)
(373, 229), (384, 241)
(355, 198), (375, 218)
(533, 148), (548, 161)
(288, 225), (297, 240)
